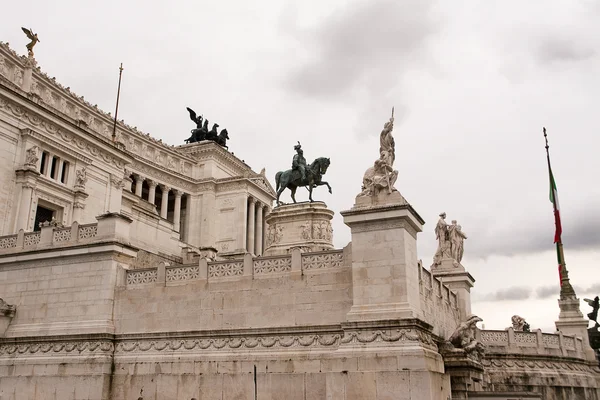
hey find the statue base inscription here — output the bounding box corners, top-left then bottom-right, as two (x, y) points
(264, 201), (334, 256)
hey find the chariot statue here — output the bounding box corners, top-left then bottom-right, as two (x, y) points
(184, 107), (229, 148)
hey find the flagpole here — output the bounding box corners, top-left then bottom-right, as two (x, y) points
(112, 63), (124, 142)
(543, 127), (575, 299)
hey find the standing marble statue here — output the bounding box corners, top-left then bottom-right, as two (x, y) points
(358, 108), (399, 197)
(433, 212), (468, 266)
(449, 221), (467, 262)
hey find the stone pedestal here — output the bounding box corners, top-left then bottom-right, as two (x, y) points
(96, 212), (133, 243)
(341, 192), (424, 321)
(555, 296), (597, 362)
(264, 201), (334, 256)
(72, 189), (89, 224)
(440, 348), (485, 399)
(432, 258), (475, 321)
(21, 56), (36, 92)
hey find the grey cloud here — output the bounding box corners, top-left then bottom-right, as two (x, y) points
(535, 284), (591, 300)
(536, 285), (558, 300)
(284, 0), (440, 99)
(584, 284), (600, 296)
(536, 37), (595, 64)
(476, 286), (531, 302)
(476, 282), (597, 303)
(468, 205), (600, 259)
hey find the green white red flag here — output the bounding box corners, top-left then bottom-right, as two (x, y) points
(544, 127), (564, 284)
(549, 165), (562, 245)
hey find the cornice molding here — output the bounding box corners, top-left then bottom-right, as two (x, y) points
(177, 142), (251, 175)
(130, 161), (194, 191)
(21, 128), (93, 164)
(0, 93), (132, 170)
(0, 43), (196, 164)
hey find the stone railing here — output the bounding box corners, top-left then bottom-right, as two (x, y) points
(418, 265), (458, 309)
(418, 264), (461, 339)
(479, 328), (584, 359)
(0, 222), (99, 253)
(126, 249), (346, 287)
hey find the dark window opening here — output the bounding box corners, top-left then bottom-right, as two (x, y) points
(33, 205), (54, 232)
(60, 161), (69, 184)
(39, 151), (48, 174)
(50, 156), (58, 179)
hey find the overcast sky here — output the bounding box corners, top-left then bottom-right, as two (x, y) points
(3, 0), (600, 332)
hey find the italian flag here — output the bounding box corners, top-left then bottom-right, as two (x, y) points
(548, 159), (564, 283)
(549, 167), (562, 244)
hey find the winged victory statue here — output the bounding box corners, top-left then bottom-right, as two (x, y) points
(21, 27), (40, 57)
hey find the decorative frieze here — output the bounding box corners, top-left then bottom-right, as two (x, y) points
(0, 340), (114, 356)
(114, 327), (432, 355)
(265, 202), (334, 256)
(0, 97), (128, 168)
(482, 357), (598, 373)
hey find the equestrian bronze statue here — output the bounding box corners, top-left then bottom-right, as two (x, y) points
(275, 142), (332, 205)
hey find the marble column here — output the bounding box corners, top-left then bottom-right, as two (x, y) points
(123, 169), (133, 193)
(44, 153), (53, 177)
(255, 203), (263, 255)
(173, 190), (183, 232)
(134, 175), (144, 197)
(147, 180), (157, 205)
(160, 185), (170, 219)
(16, 183), (35, 231)
(56, 159), (64, 182)
(247, 198), (255, 254)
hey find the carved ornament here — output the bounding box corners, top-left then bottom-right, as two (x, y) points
(0, 298), (16, 318)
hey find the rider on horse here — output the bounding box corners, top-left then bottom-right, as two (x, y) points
(292, 142), (307, 181)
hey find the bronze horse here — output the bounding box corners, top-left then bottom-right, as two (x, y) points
(275, 157), (332, 205)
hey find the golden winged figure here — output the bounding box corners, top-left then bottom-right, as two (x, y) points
(21, 27), (40, 56)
